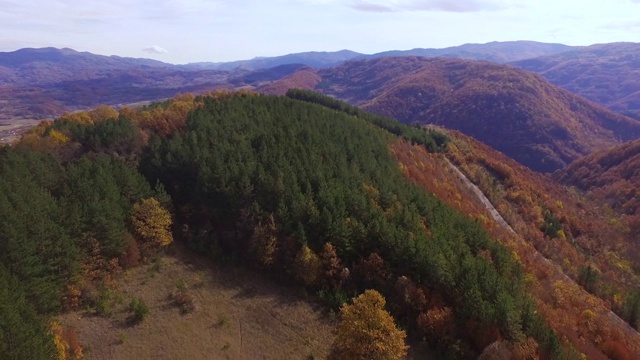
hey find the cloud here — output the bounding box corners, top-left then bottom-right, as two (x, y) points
(602, 20), (640, 30)
(142, 45), (168, 54)
(350, 0), (507, 13)
(350, 1), (394, 12)
(409, 0), (506, 12)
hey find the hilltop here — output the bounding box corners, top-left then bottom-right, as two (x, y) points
(305, 56), (640, 172)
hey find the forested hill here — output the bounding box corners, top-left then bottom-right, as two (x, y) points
(142, 93), (561, 357)
(3, 91), (640, 359)
(556, 138), (640, 221)
(1, 92), (565, 359)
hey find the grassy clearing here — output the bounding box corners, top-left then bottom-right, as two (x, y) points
(57, 244), (336, 359)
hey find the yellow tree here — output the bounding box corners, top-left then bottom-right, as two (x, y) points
(130, 198), (173, 248)
(293, 244), (321, 286)
(88, 105), (119, 123)
(330, 289), (407, 360)
(60, 111), (93, 125)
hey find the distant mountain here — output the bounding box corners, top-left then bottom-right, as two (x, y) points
(556, 138), (640, 218)
(186, 50), (363, 71)
(228, 63), (308, 87)
(364, 41), (574, 63)
(511, 42), (640, 119)
(295, 56), (640, 172)
(187, 41), (574, 72)
(256, 67), (321, 95)
(0, 47), (233, 121)
(0, 47), (171, 86)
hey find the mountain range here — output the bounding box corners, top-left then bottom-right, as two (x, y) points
(511, 42), (640, 119)
(189, 40), (573, 71)
(1, 41), (637, 121)
(3, 40), (640, 173)
(269, 56), (640, 172)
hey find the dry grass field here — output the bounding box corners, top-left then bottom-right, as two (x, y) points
(58, 245), (336, 360)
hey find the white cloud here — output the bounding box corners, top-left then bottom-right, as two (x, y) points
(350, 1), (394, 12)
(143, 45), (168, 54)
(350, 0), (508, 13)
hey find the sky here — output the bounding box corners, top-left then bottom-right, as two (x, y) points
(1, 0), (639, 64)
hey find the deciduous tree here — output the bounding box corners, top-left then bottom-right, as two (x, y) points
(330, 289), (407, 360)
(293, 244), (320, 286)
(131, 197), (173, 248)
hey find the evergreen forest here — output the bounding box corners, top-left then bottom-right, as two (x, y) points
(1, 91), (568, 358)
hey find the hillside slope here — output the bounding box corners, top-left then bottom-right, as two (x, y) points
(58, 244), (335, 360)
(511, 42), (640, 119)
(434, 129), (640, 357)
(312, 56), (640, 172)
(6, 92), (640, 358)
(3, 92), (568, 359)
(556, 139), (640, 221)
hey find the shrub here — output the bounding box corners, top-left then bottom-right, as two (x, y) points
(171, 281), (195, 314)
(128, 298), (150, 324)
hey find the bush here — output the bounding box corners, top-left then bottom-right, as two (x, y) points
(128, 298), (149, 324)
(171, 281), (195, 314)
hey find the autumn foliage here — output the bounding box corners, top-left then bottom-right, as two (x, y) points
(131, 197), (173, 249)
(330, 290), (407, 360)
(393, 128), (640, 356)
(6, 91), (640, 358)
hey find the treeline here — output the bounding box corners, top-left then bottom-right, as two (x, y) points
(286, 88), (449, 152)
(142, 93), (560, 358)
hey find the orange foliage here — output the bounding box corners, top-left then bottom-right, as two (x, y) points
(88, 105), (119, 122)
(319, 242), (345, 289)
(390, 133), (640, 357)
(16, 120), (72, 153)
(353, 253), (389, 290)
(330, 290), (407, 360)
(119, 237), (140, 268)
(59, 111), (93, 125)
(394, 276), (428, 314)
(511, 337), (539, 360)
(248, 214), (278, 268)
(257, 68), (321, 95)
(602, 340), (633, 360)
(51, 322), (83, 360)
(416, 307), (455, 344)
(136, 93), (202, 136)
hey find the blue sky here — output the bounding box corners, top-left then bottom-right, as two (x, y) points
(1, 0), (639, 64)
